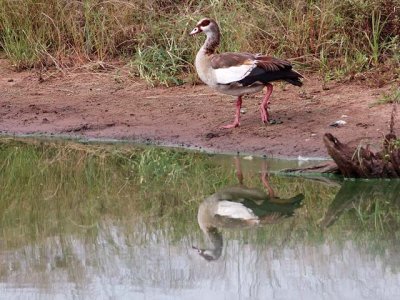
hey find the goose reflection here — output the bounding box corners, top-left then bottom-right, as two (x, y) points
(193, 157), (304, 261)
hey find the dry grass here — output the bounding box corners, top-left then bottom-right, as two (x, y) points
(0, 0), (399, 85)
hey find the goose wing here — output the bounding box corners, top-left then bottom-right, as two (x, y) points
(211, 53), (295, 85)
(216, 186), (268, 202)
(211, 53), (257, 84)
(238, 55), (303, 86)
(216, 200), (257, 220)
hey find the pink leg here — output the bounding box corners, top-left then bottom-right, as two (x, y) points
(234, 156), (244, 185)
(260, 160), (275, 198)
(222, 96), (242, 129)
(260, 84), (273, 124)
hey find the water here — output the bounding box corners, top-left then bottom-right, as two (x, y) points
(0, 138), (399, 299)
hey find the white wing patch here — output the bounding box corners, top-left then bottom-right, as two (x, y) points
(214, 64), (256, 84)
(216, 201), (258, 220)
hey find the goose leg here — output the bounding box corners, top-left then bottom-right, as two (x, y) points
(234, 156), (244, 185)
(260, 84), (273, 124)
(260, 160), (275, 198)
(222, 96), (242, 129)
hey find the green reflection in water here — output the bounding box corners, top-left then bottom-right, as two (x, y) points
(0, 137), (400, 298)
(0, 138), (225, 248)
(1, 138), (400, 251)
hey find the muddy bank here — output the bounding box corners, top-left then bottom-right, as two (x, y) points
(0, 60), (396, 159)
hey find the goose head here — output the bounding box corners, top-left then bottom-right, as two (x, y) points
(192, 245), (222, 261)
(189, 18), (219, 37)
(193, 226), (223, 261)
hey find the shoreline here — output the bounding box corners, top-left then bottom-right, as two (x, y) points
(0, 132), (331, 161)
(1, 59), (396, 160)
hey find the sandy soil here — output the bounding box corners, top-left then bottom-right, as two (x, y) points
(0, 59), (397, 159)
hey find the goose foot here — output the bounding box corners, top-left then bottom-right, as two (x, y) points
(222, 96), (242, 129)
(260, 108), (269, 124)
(221, 122), (240, 129)
(260, 83), (273, 124)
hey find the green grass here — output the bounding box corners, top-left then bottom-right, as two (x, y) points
(0, 0), (399, 85)
(374, 86), (400, 105)
(133, 43), (188, 86)
(366, 11), (385, 66)
(0, 138), (228, 247)
(1, 137), (400, 256)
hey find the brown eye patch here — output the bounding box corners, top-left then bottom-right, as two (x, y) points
(200, 19), (211, 27)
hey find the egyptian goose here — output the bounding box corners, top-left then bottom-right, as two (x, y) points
(190, 18), (303, 128)
(193, 158), (304, 261)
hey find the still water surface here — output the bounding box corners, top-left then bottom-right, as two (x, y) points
(0, 139), (399, 299)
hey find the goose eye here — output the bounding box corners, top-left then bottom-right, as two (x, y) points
(201, 19), (210, 27)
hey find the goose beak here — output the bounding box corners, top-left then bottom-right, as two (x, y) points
(192, 245), (203, 254)
(189, 27), (201, 36)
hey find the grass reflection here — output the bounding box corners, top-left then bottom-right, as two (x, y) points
(0, 137), (399, 256)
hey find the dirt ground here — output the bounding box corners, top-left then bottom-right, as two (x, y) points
(0, 59), (398, 159)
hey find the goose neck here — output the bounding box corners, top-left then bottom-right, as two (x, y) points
(202, 30), (220, 55)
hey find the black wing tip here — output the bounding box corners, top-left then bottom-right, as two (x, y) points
(285, 78), (303, 87)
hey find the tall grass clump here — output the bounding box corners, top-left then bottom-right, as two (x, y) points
(0, 0), (399, 84)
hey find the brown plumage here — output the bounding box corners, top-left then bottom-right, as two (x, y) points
(190, 18), (303, 128)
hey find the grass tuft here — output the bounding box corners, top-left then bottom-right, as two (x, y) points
(374, 87), (400, 105)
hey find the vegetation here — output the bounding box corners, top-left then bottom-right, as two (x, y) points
(1, 137), (400, 255)
(2, 137), (400, 296)
(374, 86), (400, 105)
(0, 0), (399, 85)
(0, 138), (233, 247)
(1, 138), (399, 299)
